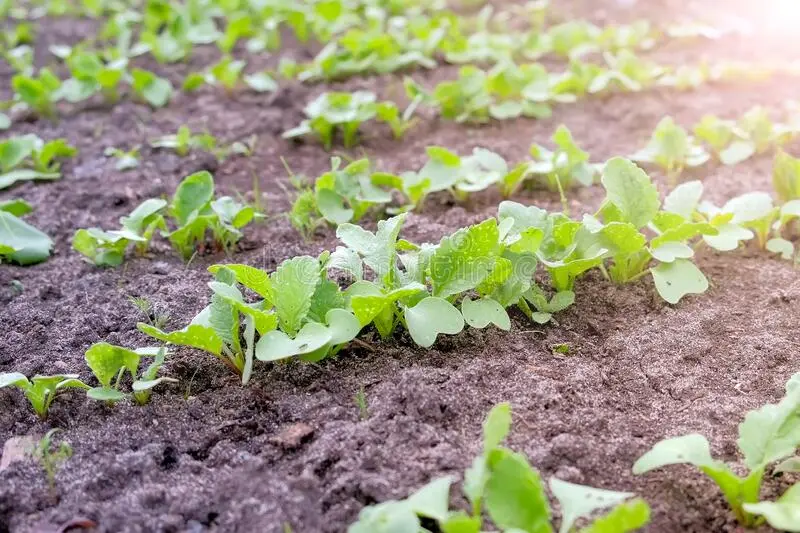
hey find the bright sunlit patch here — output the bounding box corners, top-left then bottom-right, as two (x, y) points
(765, 0), (800, 31)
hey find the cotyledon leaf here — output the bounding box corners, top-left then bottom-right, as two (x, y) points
(405, 296), (465, 348)
(461, 297), (511, 331)
(550, 478), (634, 533)
(137, 323), (223, 356)
(0, 211), (53, 265)
(650, 259), (709, 304)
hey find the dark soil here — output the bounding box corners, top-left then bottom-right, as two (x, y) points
(2, 1), (800, 532)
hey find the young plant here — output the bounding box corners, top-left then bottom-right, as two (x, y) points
(294, 156), (393, 227)
(631, 116), (709, 186)
(693, 114), (756, 166)
(33, 429), (72, 498)
(73, 198), (167, 266)
(60, 52), (127, 104)
(0, 373), (88, 419)
(633, 371), (800, 527)
(0, 201), (53, 265)
(349, 402), (651, 532)
(84, 343), (175, 405)
(150, 126), (216, 157)
(773, 150), (800, 203)
(0, 134), (77, 189)
(130, 68), (173, 108)
(691, 187), (779, 250)
(163, 171), (261, 259)
(517, 125), (598, 197)
(104, 145), (140, 171)
(283, 91), (413, 150)
(12, 68), (62, 118)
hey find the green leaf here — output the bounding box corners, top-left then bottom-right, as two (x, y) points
(337, 214), (406, 283)
(209, 263), (273, 301)
(737, 384), (800, 470)
(461, 297), (510, 331)
(137, 322), (223, 356)
(0, 372), (31, 390)
(347, 501), (419, 533)
(0, 211), (53, 265)
(483, 401), (512, 450)
(719, 141), (755, 166)
(171, 171), (214, 226)
(484, 449), (552, 533)
(84, 342), (141, 388)
(703, 224), (753, 251)
(0, 169), (61, 190)
(244, 72), (278, 93)
(0, 113), (9, 130)
(131, 69), (173, 107)
(317, 188), (354, 224)
(774, 150), (800, 203)
(256, 322), (331, 362)
(651, 259), (708, 304)
(580, 498), (651, 533)
(632, 434), (717, 473)
(663, 181), (703, 220)
(767, 238), (795, 260)
(550, 478), (633, 533)
(743, 483), (800, 532)
(600, 158), (660, 229)
(405, 296), (465, 348)
(271, 256), (321, 336)
(0, 199), (32, 217)
(87, 387), (128, 402)
(430, 219), (500, 298)
(406, 477), (454, 522)
(650, 242), (693, 263)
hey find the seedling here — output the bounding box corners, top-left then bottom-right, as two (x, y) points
(522, 125), (598, 196)
(354, 386), (368, 420)
(631, 117), (709, 186)
(73, 198), (167, 266)
(60, 52), (127, 104)
(283, 91), (414, 150)
(33, 429), (72, 498)
(130, 68), (173, 108)
(0, 373), (88, 419)
(104, 145), (140, 171)
(12, 68), (62, 118)
(349, 402), (651, 532)
(150, 126), (216, 157)
(634, 372), (800, 527)
(128, 295), (171, 330)
(773, 150), (800, 203)
(84, 343), (175, 405)
(0, 134), (77, 189)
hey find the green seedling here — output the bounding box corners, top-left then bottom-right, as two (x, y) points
(60, 52), (127, 104)
(163, 171), (261, 259)
(283, 91), (413, 150)
(104, 145), (140, 171)
(0, 134), (77, 189)
(631, 117), (709, 186)
(773, 150), (800, 203)
(84, 342), (175, 405)
(73, 198), (167, 266)
(0, 373), (88, 419)
(130, 68), (173, 108)
(150, 126), (216, 157)
(634, 372), (800, 527)
(33, 429), (72, 498)
(12, 68), (62, 118)
(355, 386), (368, 420)
(349, 402), (651, 532)
(521, 125), (598, 197)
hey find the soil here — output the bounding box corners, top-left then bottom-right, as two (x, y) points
(2, 1), (800, 532)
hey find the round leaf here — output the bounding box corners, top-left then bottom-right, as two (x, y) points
(405, 297), (464, 348)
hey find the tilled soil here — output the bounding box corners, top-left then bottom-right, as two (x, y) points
(2, 1), (800, 532)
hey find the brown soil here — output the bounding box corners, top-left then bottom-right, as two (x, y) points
(2, 1), (800, 532)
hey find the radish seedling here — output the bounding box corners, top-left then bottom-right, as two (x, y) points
(150, 126), (216, 157)
(12, 68), (62, 118)
(349, 402), (651, 532)
(84, 343), (175, 405)
(631, 117), (709, 186)
(634, 372), (800, 527)
(283, 91), (413, 149)
(130, 68), (173, 108)
(33, 429), (72, 499)
(0, 373), (88, 419)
